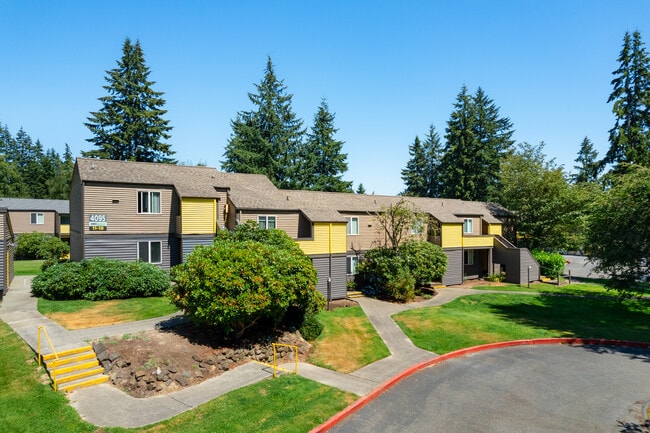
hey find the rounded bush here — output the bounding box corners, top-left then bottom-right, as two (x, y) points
(31, 258), (170, 301)
(531, 250), (565, 277)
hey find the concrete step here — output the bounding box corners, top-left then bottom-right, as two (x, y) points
(58, 373), (109, 393)
(347, 290), (365, 299)
(42, 344), (109, 393)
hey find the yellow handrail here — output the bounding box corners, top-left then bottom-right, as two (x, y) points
(37, 325), (59, 365)
(37, 326), (60, 390)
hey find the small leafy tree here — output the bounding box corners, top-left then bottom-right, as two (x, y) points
(169, 222), (324, 337)
(373, 198), (425, 251)
(585, 166), (650, 296)
(531, 250), (565, 277)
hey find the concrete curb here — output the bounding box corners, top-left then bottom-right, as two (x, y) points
(309, 338), (650, 433)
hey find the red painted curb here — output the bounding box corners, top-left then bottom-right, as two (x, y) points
(309, 338), (650, 433)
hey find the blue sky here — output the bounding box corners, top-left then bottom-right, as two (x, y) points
(2, 1), (650, 195)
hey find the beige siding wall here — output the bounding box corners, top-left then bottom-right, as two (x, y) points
(9, 210), (57, 235)
(82, 183), (176, 234)
(238, 210), (301, 238)
(343, 212), (382, 252)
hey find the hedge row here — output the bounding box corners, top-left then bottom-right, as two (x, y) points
(31, 257), (170, 301)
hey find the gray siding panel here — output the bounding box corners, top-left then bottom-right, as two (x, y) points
(442, 249), (463, 286)
(494, 243), (540, 284)
(84, 234), (173, 269)
(312, 255), (347, 300)
(180, 235), (214, 262)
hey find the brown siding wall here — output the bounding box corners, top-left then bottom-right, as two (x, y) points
(82, 183), (176, 235)
(9, 210), (57, 235)
(70, 168), (84, 261)
(238, 210), (301, 238)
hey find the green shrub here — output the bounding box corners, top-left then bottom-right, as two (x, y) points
(486, 272), (506, 282)
(398, 240), (447, 286)
(299, 313), (324, 341)
(31, 258), (170, 301)
(532, 250), (565, 277)
(15, 232), (69, 262)
(169, 224), (324, 337)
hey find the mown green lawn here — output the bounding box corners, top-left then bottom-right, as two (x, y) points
(0, 319), (357, 433)
(394, 293), (650, 354)
(13, 260), (45, 276)
(471, 281), (613, 296)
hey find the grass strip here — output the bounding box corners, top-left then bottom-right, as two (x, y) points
(37, 297), (179, 329)
(309, 306), (390, 373)
(13, 260), (44, 276)
(394, 293), (650, 354)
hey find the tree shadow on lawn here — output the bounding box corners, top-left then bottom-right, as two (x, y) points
(486, 294), (650, 356)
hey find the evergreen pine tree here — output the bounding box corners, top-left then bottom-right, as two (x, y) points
(299, 99), (352, 192)
(572, 137), (601, 183)
(605, 31), (650, 168)
(422, 125), (444, 197)
(356, 183), (367, 194)
(401, 136), (427, 196)
(223, 57), (305, 189)
(439, 86), (514, 201)
(83, 38), (174, 163)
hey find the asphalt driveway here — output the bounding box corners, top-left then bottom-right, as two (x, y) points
(329, 344), (650, 433)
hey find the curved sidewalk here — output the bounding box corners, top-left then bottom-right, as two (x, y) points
(0, 276), (511, 428)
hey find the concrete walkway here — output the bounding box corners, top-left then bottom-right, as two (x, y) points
(0, 276), (495, 428)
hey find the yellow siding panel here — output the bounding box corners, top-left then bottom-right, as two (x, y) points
(488, 224), (502, 236)
(297, 223), (347, 255)
(182, 198), (216, 234)
(462, 236), (495, 248)
(441, 224), (462, 248)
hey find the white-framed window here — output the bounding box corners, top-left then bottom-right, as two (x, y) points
(138, 191), (161, 214)
(464, 249), (474, 266)
(138, 241), (162, 264)
(347, 256), (360, 275)
(411, 219), (424, 235)
(258, 215), (276, 230)
(346, 217), (359, 235)
(30, 212), (44, 225)
(463, 218), (473, 234)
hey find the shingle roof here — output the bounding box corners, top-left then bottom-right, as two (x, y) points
(0, 198), (69, 214)
(75, 158), (507, 224)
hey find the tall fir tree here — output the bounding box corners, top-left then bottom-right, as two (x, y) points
(401, 136), (427, 196)
(605, 31), (650, 169)
(356, 183), (367, 194)
(422, 125), (444, 197)
(223, 57), (305, 189)
(572, 137), (600, 183)
(298, 99), (351, 192)
(439, 86), (513, 201)
(83, 38), (174, 163)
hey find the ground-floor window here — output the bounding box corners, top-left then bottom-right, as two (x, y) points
(464, 249), (474, 266)
(30, 212), (44, 224)
(138, 241), (162, 264)
(347, 255), (359, 274)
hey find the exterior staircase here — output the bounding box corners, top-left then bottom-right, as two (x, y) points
(41, 345), (109, 392)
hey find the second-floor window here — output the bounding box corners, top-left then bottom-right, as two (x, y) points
(463, 218), (473, 234)
(30, 212), (44, 224)
(138, 191), (161, 214)
(258, 215), (276, 230)
(346, 217), (359, 235)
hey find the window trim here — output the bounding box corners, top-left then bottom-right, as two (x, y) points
(463, 218), (473, 234)
(137, 190), (162, 214)
(346, 217), (359, 235)
(137, 240), (162, 264)
(258, 215), (277, 230)
(30, 212), (44, 225)
(347, 255), (360, 275)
